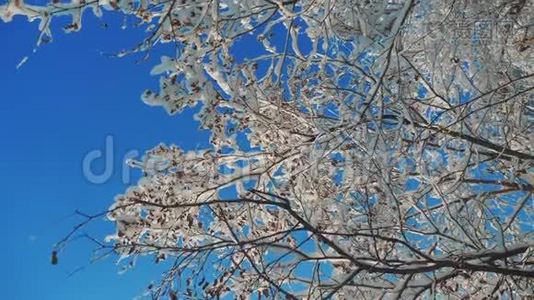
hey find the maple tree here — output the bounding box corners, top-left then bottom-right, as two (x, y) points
(3, 0), (534, 298)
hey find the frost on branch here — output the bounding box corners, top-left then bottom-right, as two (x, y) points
(6, 0), (534, 298)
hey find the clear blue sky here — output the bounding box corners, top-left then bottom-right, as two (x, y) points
(1, 13), (211, 299)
